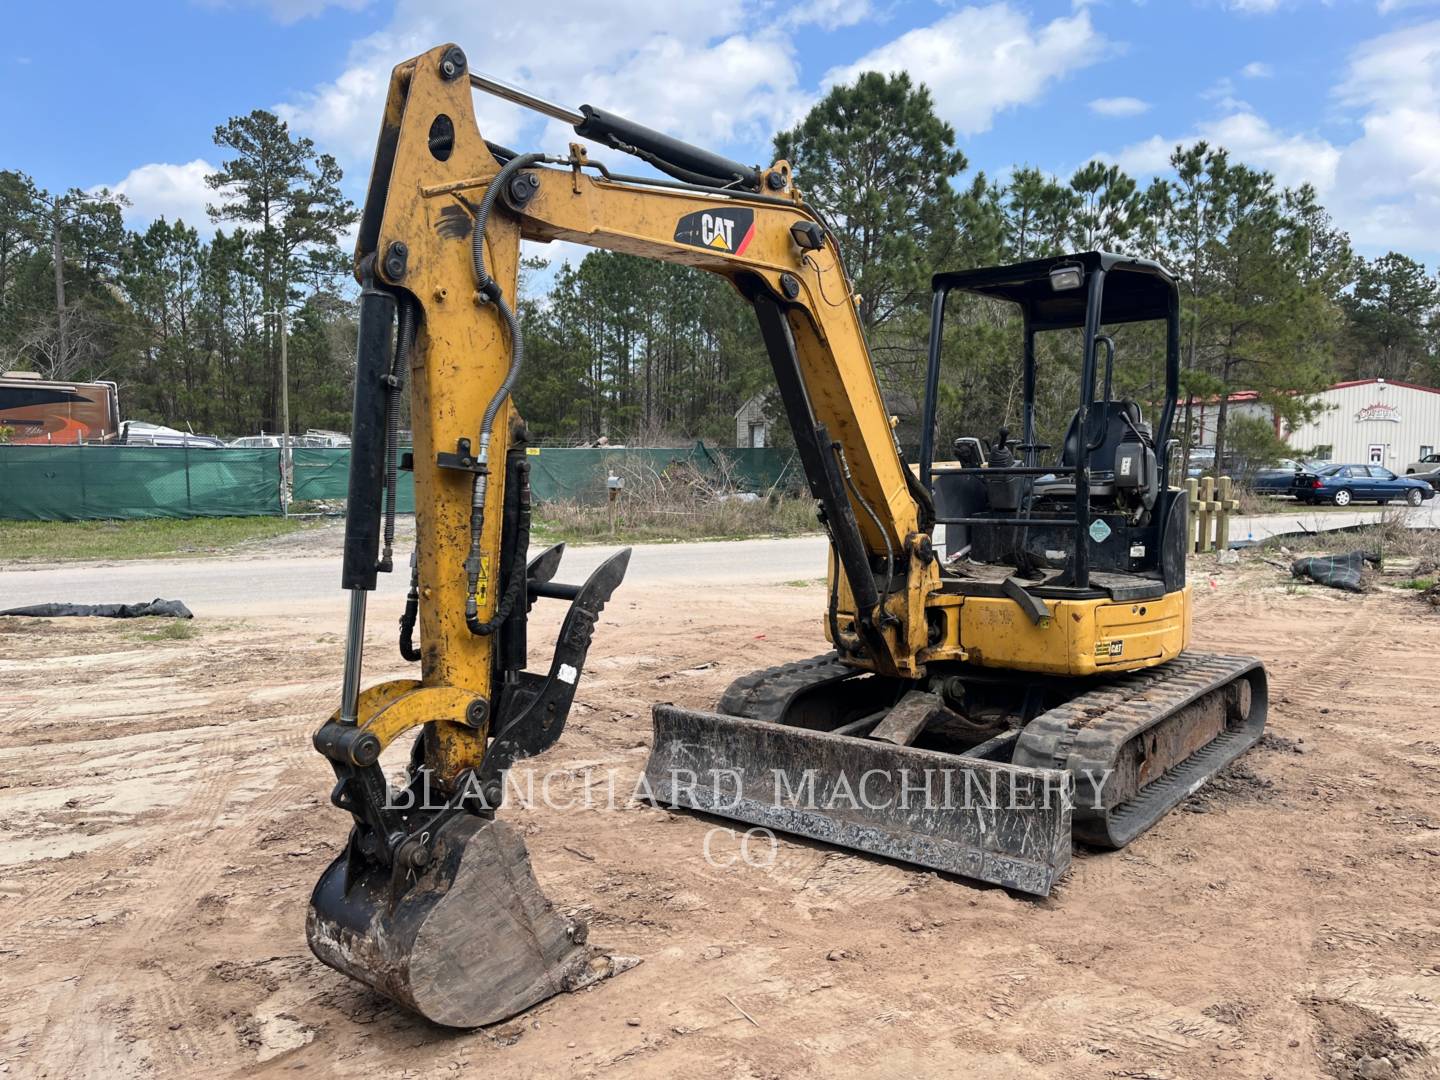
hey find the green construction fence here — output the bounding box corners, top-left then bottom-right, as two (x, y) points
(291, 443), (800, 508)
(0, 442), (801, 521)
(0, 445), (282, 521)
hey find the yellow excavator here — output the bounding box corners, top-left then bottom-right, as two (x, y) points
(307, 43), (1268, 1027)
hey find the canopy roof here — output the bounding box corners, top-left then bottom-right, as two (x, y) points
(932, 251), (1178, 331)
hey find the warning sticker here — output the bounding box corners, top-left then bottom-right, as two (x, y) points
(1088, 518), (1112, 543)
(476, 556), (489, 605)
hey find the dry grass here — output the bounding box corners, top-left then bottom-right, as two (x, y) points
(0, 516), (312, 563)
(1260, 510), (1440, 564)
(535, 495), (818, 544)
(533, 450), (818, 544)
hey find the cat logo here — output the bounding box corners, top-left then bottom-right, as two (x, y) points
(1094, 639), (1125, 658)
(673, 208), (755, 255)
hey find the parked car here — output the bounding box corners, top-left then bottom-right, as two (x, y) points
(1406, 452), (1440, 474)
(1250, 457), (1307, 494)
(1185, 447), (1215, 479)
(1410, 466), (1440, 492)
(229, 432), (354, 449)
(1296, 464), (1435, 506)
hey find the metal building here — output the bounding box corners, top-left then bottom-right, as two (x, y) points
(1190, 378), (1440, 471)
(1284, 379), (1440, 470)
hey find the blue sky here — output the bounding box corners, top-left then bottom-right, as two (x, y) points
(5, 0), (1440, 263)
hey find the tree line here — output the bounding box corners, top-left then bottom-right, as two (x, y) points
(0, 111), (357, 439)
(3, 75), (1439, 468)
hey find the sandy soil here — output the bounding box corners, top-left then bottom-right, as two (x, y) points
(1, 553), (1439, 1079)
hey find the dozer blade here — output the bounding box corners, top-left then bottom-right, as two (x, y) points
(307, 813), (614, 1028)
(645, 705), (1074, 896)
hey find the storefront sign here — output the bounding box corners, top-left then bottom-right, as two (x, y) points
(1356, 402), (1401, 423)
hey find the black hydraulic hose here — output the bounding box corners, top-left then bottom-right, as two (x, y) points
(380, 297), (416, 573)
(469, 459), (532, 637)
(463, 152), (548, 632)
(470, 152), (544, 435)
(399, 550), (421, 662)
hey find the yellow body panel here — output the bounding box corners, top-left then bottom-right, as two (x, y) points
(919, 586), (1190, 676)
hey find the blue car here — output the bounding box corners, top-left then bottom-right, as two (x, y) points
(1296, 464), (1435, 507)
(1251, 457), (1309, 494)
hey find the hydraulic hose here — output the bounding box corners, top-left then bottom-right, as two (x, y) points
(468, 458), (532, 637)
(834, 441), (895, 620)
(463, 152), (547, 632)
(399, 549), (421, 661)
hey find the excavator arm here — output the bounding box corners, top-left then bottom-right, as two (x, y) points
(305, 42), (940, 1028)
(353, 43), (938, 692)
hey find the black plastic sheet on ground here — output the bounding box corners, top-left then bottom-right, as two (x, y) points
(1290, 551), (1380, 592)
(0, 598), (194, 618)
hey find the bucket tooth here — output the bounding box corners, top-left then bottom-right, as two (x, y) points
(644, 704), (1073, 896)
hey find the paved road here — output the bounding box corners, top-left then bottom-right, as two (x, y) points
(1227, 502), (1440, 543)
(4, 501), (1437, 618)
(0, 535), (833, 617)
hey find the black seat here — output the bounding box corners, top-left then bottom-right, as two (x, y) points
(1036, 399), (1145, 499)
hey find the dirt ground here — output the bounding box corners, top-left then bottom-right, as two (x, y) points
(1, 549), (1439, 1079)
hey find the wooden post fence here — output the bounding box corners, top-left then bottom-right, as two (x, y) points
(1184, 476), (1236, 555)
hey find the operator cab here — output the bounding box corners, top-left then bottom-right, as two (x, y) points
(918, 252), (1187, 604)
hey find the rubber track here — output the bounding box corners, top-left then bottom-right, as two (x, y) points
(1014, 651), (1267, 849)
(717, 652), (862, 722)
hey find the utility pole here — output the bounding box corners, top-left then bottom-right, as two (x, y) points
(267, 307), (293, 515)
(52, 196), (66, 374)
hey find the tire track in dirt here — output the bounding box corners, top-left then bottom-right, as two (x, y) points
(7, 635), (326, 1079)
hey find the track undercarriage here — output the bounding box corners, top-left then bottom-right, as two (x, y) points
(647, 650), (1266, 896)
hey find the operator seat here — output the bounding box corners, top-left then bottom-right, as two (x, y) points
(1034, 399), (1156, 506)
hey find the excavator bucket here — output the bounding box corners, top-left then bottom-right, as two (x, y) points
(307, 815), (616, 1028)
(308, 549), (633, 1027)
(645, 705), (1074, 897)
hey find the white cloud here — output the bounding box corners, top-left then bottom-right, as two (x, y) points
(1108, 18), (1440, 256)
(277, 0), (802, 170)
(1112, 111), (1339, 192)
(822, 4), (1112, 137)
(1090, 96), (1150, 117)
(1225, 0), (1285, 11)
(105, 159), (218, 233)
(1377, 0), (1440, 13)
(781, 0), (874, 29)
(1241, 61), (1273, 78)
(1331, 19), (1440, 247)
(196, 0), (371, 24)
